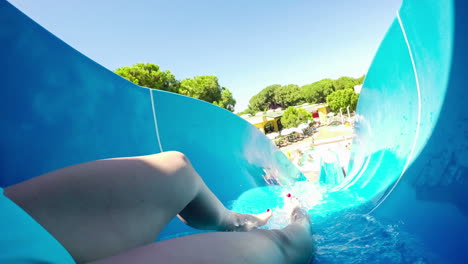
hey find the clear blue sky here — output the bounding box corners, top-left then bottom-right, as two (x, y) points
(8, 0), (401, 112)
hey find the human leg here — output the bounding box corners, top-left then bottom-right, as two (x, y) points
(4, 151), (270, 263)
(0, 189), (75, 263)
(90, 196), (313, 264)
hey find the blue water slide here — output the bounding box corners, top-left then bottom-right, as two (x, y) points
(346, 1), (468, 262)
(1, 0), (467, 262)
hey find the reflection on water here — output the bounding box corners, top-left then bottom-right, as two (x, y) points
(312, 212), (440, 264)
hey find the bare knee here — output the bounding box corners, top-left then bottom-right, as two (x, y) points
(160, 151), (190, 169)
(142, 151), (192, 174)
(139, 151), (202, 191)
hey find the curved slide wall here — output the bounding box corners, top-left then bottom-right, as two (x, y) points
(0, 0), (467, 262)
(345, 1), (467, 262)
(0, 0), (300, 240)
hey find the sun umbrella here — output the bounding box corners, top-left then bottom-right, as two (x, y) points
(281, 128), (294, 136)
(297, 123), (309, 130)
(266, 132), (279, 139)
(291, 128), (303, 134)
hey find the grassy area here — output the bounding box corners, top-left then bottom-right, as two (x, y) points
(314, 126), (353, 141)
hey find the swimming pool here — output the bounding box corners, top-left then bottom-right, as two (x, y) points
(289, 141), (351, 184)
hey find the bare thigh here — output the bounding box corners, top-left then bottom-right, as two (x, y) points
(4, 151), (203, 263)
(90, 224), (314, 264)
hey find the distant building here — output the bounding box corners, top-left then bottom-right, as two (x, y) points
(315, 104), (330, 124)
(241, 108), (282, 134)
(241, 104), (329, 134)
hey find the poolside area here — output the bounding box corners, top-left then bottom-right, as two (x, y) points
(280, 125), (354, 182)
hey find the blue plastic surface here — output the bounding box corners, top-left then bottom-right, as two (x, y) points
(1, 0), (467, 262)
(0, 189), (75, 263)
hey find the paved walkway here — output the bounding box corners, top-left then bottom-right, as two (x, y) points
(279, 125), (354, 153)
(278, 125), (354, 182)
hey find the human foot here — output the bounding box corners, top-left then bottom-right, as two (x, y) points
(284, 193), (311, 232)
(283, 193), (301, 213)
(222, 209), (273, 232)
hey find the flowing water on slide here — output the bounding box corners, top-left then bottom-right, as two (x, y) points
(230, 181), (441, 263)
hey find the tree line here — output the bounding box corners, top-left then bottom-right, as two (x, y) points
(114, 63), (236, 112)
(114, 63), (364, 115)
(239, 75), (364, 115)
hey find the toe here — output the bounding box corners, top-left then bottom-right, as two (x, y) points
(256, 210), (273, 224)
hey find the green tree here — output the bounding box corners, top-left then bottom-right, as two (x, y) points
(179, 76), (236, 111)
(333, 76), (361, 91)
(357, 74), (366, 84)
(326, 88), (360, 113)
(213, 88), (236, 112)
(114, 63), (179, 93)
(274, 84), (305, 108)
(115, 63), (237, 111)
(301, 78), (335, 103)
(281, 107), (312, 128)
(179, 75), (221, 102)
(248, 84), (281, 112)
(247, 84), (306, 112)
(237, 106), (259, 116)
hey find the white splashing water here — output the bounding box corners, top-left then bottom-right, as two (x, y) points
(265, 181), (323, 230)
